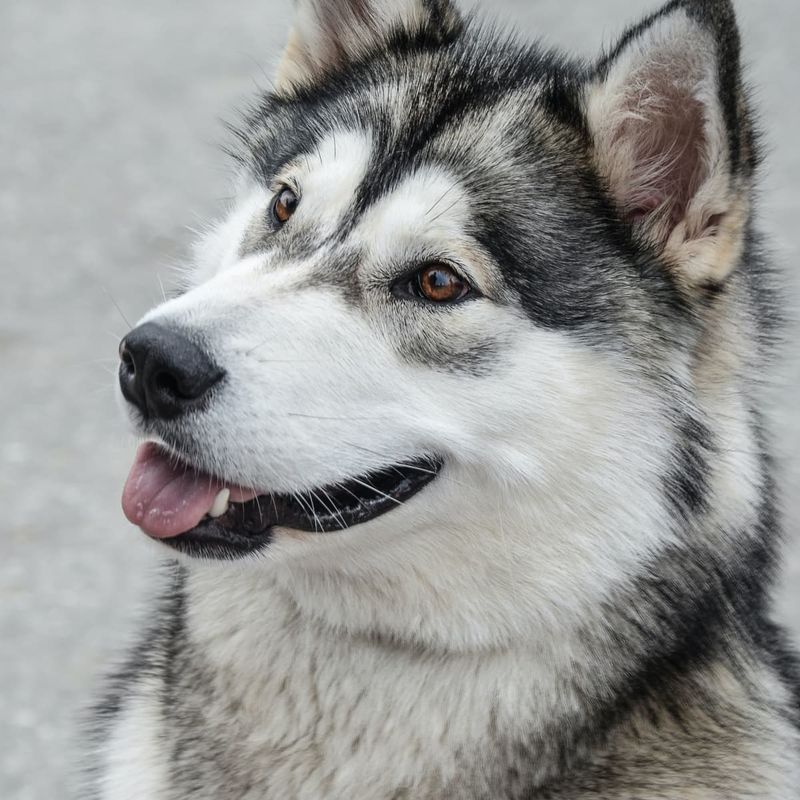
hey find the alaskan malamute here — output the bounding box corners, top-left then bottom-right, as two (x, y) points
(92, 0), (800, 796)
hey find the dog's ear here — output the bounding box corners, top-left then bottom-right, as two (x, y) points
(276, 0), (461, 91)
(586, 0), (756, 287)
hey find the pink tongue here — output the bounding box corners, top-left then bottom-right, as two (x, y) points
(122, 443), (225, 539)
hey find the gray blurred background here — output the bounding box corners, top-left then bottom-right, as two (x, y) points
(1, 1), (797, 797)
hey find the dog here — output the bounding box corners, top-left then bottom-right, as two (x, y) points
(89, 0), (800, 797)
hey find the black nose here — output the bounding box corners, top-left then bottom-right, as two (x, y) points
(119, 322), (224, 420)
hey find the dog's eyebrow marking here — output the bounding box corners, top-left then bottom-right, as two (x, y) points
(354, 167), (469, 256)
(294, 129), (373, 236)
(239, 129), (374, 259)
(349, 168), (498, 296)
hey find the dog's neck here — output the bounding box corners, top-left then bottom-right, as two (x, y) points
(175, 555), (795, 799)
(180, 562), (591, 791)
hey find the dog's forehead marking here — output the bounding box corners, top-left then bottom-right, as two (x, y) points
(288, 129), (373, 234)
(296, 166), (478, 300)
(225, 131), (508, 295)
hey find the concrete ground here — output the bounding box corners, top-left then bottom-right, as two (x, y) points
(1, 1), (797, 797)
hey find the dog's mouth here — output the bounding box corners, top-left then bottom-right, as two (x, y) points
(121, 443), (441, 559)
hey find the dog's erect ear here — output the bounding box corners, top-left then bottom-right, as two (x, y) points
(276, 0), (461, 90)
(586, 0), (756, 287)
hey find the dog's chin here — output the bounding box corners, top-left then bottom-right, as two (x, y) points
(146, 454), (443, 562)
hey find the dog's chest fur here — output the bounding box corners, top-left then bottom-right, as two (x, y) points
(97, 570), (799, 800)
(123, 571), (559, 799)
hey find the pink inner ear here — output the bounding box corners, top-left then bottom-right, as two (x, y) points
(612, 65), (708, 236)
(625, 192), (665, 223)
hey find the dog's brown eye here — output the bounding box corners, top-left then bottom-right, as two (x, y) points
(272, 186), (299, 227)
(415, 265), (470, 304)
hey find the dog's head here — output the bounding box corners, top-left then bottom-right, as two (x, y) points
(118, 0), (769, 650)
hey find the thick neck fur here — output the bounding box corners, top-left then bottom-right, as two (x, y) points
(169, 545), (799, 799)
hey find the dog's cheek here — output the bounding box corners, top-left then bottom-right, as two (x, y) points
(434, 327), (669, 486)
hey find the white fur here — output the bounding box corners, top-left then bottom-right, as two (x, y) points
(98, 685), (170, 800)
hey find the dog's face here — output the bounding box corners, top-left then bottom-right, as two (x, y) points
(118, 0), (760, 649)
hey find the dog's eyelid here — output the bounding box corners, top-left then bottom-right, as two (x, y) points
(269, 176), (301, 196)
(394, 257), (477, 286)
(445, 262), (483, 295)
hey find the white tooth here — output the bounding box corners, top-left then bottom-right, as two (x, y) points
(209, 488), (231, 519)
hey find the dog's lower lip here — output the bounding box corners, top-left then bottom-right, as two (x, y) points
(162, 456), (443, 560)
